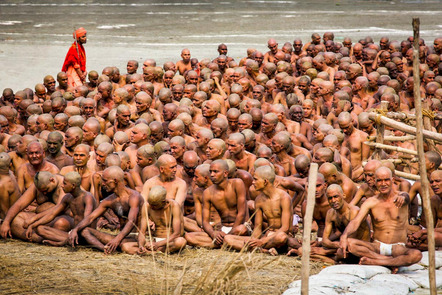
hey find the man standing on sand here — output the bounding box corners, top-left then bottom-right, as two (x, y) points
(62, 27), (87, 88)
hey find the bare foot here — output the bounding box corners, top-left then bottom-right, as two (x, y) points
(268, 248), (278, 256)
(43, 239), (66, 247)
(359, 257), (376, 265)
(287, 248), (299, 256)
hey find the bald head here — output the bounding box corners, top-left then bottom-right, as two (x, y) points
(255, 165), (275, 184)
(148, 185), (167, 206)
(64, 171), (82, 188)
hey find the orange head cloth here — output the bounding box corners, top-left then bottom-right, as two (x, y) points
(73, 27), (87, 39)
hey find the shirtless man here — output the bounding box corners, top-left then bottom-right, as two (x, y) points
(264, 39), (283, 64)
(338, 111), (369, 181)
(125, 123), (150, 169)
(188, 128), (213, 162)
(256, 113), (278, 147)
(60, 144), (93, 192)
(192, 164), (221, 228)
(63, 127), (83, 157)
(351, 160), (382, 206)
(185, 160), (248, 248)
(176, 49), (192, 75)
(318, 184), (370, 262)
(319, 163), (357, 203)
(141, 154), (187, 208)
(224, 166), (291, 254)
(225, 133), (256, 173)
(105, 105), (134, 139)
(68, 166), (143, 254)
(302, 173), (330, 238)
(0, 153), (20, 221)
(122, 186), (187, 254)
(205, 138), (226, 163)
(270, 132), (296, 176)
(8, 135), (36, 176)
(340, 167), (422, 267)
(1, 172), (67, 242)
(45, 131), (73, 170)
(408, 170), (442, 250)
(17, 141), (59, 193)
(22, 171), (97, 246)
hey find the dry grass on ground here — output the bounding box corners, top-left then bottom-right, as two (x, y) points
(0, 239), (327, 295)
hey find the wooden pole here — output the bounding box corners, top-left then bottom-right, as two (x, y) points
(394, 170), (421, 181)
(301, 163), (319, 295)
(364, 142), (418, 156)
(412, 17), (436, 295)
(368, 112), (442, 143)
(367, 135), (416, 142)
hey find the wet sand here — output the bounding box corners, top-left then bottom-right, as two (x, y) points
(1, 0), (441, 91)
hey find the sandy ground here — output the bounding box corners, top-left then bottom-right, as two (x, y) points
(0, 239), (326, 295)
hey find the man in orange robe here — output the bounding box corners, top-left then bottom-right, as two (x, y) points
(62, 27), (87, 88)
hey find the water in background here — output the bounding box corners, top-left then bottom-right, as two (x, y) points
(0, 0), (441, 90)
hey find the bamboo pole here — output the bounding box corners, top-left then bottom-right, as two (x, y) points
(367, 112), (442, 143)
(368, 135), (416, 142)
(301, 163), (319, 295)
(380, 111), (442, 121)
(412, 17), (436, 295)
(394, 170), (421, 181)
(364, 142), (418, 156)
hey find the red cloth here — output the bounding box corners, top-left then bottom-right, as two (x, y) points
(61, 42), (86, 72)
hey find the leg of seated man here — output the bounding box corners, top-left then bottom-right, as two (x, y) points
(224, 235), (250, 251)
(348, 238), (422, 267)
(184, 232), (220, 249)
(36, 225), (69, 246)
(81, 227), (116, 251)
(11, 212), (43, 243)
(184, 217), (203, 232)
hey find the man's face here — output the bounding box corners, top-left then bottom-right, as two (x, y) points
(136, 153), (150, 167)
(82, 102), (95, 117)
(44, 78), (56, 92)
(203, 104), (217, 118)
(206, 143), (221, 160)
(82, 125), (95, 142)
(302, 104), (312, 117)
(65, 131), (77, 148)
(73, 148), (89, 167)
(313, 180), (326, 198)
(238, 118), (252, 132)
(327, 190), (344, 210)
(261, 118), (275, 133)
(339, 121), (353, 135)
(227, 116), (238, 131)
(161, 162), (177, 180)
(252, 88), (263, 100)
(252, 174), (266, 191)
(183, 161), (198, 178)
(130, 128), (145, 144)
(62, 178), (75, 194)
(47, 137), (62, 154)
(36, 119), (46, 133)
(170, 142), (184, 159)
(150, 128), (164, 142)
(27, 145), (44, 166)
(101, 173), (116, 193)
(209, 164), (226, 184)
(297, 81), (309, 93)
(364, 167), (376, 187)
(127, 62), (137, 74)
(58, 75), (68, 88)
(218, 45), (227, 55)
(117, 110), (131, 126)
(136, 98), (148, 113)
(430, 173), (442, 195)
(293, 41), (303, 52)
(95, 150), (107, 165)
(193, 170), (207, 188)
(227, 139), (242, 156)
(359, 121), (373, 134)
(162, 107), (175, 121)
(268, 42), (278, 54)
(181, 50), (191, 62)
(375, 172), (393, 195)
(291, 107), (303, 122)
(54, 118), (68, 131)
